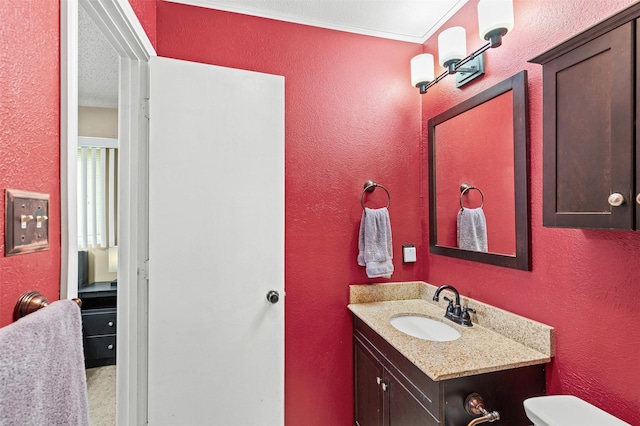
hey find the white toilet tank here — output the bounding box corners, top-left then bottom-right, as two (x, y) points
(524, 395), (631, 426)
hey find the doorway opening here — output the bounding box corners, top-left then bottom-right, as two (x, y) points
(61, 1), (155, 424)
(78, 6), (119, 422)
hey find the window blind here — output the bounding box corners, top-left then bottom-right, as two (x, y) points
(77, 137), (118, 249)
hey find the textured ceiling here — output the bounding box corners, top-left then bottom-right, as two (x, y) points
(168, 0), (468, 43)
(79, 0), (468, 107)
(79, 6), (118, 109)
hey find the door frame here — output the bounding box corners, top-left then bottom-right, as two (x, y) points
(61, 1), (155, 424)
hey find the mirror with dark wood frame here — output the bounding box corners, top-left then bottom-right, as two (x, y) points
(428, 71), (530, 270)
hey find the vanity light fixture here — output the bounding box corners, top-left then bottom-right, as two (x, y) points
(411, 0), (514, 94)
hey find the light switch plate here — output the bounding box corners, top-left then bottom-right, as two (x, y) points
(402, 244), (417, 263)
(5, 189), (50, 256)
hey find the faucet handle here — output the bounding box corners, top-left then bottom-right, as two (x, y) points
(461, 306), (476, 326)
(462, 306), (476, 316)
(443, 296), (455, 314)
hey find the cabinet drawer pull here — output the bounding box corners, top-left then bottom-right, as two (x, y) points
(608, 192), (625, 207)
(107, 344), (114, 350)
(108, 321), (114, 327)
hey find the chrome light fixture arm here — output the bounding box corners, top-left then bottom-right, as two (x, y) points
(417, 41), (492, 94)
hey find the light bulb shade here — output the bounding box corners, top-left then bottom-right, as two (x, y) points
(438, 27), (467, 68)
(108, 246), (118, 273)
(411, 53), (435, 86)
(478, 0), (514, 46)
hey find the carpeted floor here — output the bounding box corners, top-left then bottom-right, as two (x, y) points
(86, 366), (116, 426)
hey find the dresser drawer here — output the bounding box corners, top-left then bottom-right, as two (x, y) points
(84, 335), (116, 360)
(82, 308), (117, 336)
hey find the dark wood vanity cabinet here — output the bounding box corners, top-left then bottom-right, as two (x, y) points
(355, 339), (439, 426)
(353, 316), (545, 426)
(530, 4), (640, 229)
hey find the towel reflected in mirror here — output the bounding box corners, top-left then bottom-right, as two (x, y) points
(457, 207), (488, 252)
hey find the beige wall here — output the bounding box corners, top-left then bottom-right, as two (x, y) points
(79, 106), (118, 138)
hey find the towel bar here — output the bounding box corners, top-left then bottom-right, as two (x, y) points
(13, 291), (81, 322)
(361, 180), (391, 209)
(460, 183), (485, 209)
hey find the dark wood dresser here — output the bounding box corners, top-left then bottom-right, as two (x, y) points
(79, 281), (117, 368)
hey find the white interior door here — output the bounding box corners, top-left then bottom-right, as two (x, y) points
(147, 56), (284, 425)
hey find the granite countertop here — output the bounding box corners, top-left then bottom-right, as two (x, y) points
(348, 282), (554, 381)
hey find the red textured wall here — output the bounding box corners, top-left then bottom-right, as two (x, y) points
(434, 90), (515, 254)
(2, 0), (637, 423)
(128, 0), (157, 48)
(421, 0), (640, 423)
(0, 2), (61, 327)
(155, 4), (423, 424)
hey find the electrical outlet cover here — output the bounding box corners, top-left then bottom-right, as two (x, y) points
(5, 189), (50, 256)
(402, 244), (417, 263)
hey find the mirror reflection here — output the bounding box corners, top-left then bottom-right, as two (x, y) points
(428, 71), (530, 270)
(434, 91), (515, 255)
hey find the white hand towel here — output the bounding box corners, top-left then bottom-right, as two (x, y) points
(0, 299), (90, 426)
(457, 207), (488, 252)
(358, 207), (394, 279)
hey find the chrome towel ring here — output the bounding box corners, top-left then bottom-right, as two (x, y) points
(361, 180), (391, 209)
(459, 183), (485, 209)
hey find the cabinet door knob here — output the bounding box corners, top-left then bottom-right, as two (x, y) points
(608, 193), (625, 207)
(108, 321), (114, 327)
(636, 193), (640, 205)
(376, 377), (382, 385)
(381, 383), (388, 392)
(107, 344), (114, 350)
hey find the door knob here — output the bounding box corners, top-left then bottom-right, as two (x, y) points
(608, 193), (625, 207)
(266, 290), (280, 304)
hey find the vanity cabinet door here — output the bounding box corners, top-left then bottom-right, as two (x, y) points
(354, 337), (439, 426)
(354, 338), (385, 426)
(534, 19), (636, 229)
(386, 371), (439, 426)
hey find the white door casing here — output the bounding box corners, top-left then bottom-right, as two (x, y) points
(62, 1), (155, 424)
(147, 56), (285, 425)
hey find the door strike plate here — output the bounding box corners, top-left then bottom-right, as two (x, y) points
(5, 189), (50, 256)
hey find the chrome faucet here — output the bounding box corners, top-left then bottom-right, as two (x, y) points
(432, 284), (475, 327)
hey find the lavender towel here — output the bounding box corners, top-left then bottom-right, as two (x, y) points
(0, 299), (90, 426)
(358, 207), (394, 279)
(457, 207), (488, 252)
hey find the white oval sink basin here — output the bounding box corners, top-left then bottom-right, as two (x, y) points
(390, 315), (461, 342)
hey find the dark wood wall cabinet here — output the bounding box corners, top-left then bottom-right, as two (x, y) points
(530, 3), (640, 229)
(79, 282), (117, 368)
(353, 317), (545, 426)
